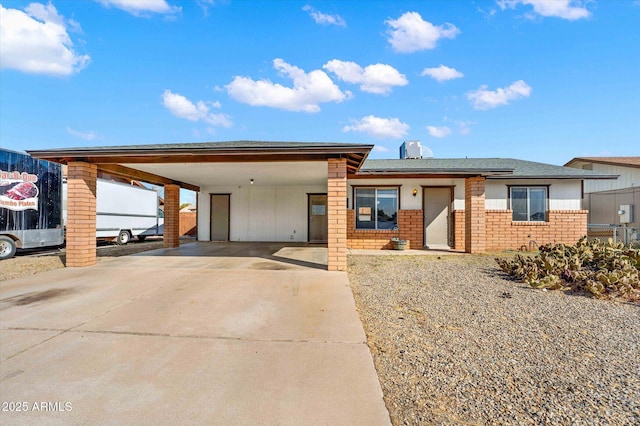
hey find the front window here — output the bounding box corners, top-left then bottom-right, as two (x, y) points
(510, 187), (547, 222)
(355, 188), (398, 229)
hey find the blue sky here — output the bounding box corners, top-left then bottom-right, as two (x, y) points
(1, 0), (638, 167)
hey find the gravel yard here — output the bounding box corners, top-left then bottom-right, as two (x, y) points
(348, 254), (640, 425)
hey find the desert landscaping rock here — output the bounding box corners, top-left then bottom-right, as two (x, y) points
(348, 254), (639, 425)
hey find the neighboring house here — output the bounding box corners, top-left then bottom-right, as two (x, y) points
(29, 141), (616, 271)
(565, 156), (639, 240)
(180, 204), (197, 213)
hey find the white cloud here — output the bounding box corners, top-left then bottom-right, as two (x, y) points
(323, 60), (408, 95)
(66, 127), (99, 141)
(96, 0), (180, 16)
(343, 115), (409, 139)
(457, 121), (472, 135)
(467, 80), (532, 110)
(0, 3), (90, 76)
(385, 12), (460, 53)
(497, 0), (591, 20)
(421, 65), (463, 82)
(302, 5), (346, 27)
(426, 126), (452, 138)
(225, 59), (351, 113)
(162, 90), (232, 127)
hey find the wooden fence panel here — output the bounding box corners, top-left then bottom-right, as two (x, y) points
(179, 212), (197, 236)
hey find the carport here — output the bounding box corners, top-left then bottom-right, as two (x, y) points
(29, 142), (372, 271)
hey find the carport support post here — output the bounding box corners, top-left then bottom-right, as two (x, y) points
(163, 184), (180, 248)
(66, 162), (97, 267)
(327, 158), (347, 271)
(464, 176), (486, 254)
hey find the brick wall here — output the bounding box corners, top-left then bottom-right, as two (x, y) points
(486, 210), (588, 251)
(163, 184), (180, 248)
(66, 162), (97, 267)
(347, 210), (423, 249)
(327, 159), (347, 271)
(465, 177), (486, 253)
(453, 209), (587, 251)
(452, 209), (465, 251)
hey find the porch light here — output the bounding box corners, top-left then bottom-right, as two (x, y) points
(412, 188), (418, 197)
(250, 179), (254, 185)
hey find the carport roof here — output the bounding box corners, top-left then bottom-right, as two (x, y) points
(28, 141), (374, 191)
(28, 141), (372, 164)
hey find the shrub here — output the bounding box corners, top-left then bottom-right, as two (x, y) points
(496, 237), (640, 300)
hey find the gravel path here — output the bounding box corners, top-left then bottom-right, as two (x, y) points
(348, 255), (640, 425)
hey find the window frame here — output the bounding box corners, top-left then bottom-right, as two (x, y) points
(507, 185), (549, 222)
(352, 185), (400, 230)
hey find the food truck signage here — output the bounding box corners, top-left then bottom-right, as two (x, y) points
(0, 169), (40, 211)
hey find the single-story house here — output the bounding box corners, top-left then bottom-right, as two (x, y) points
(28, 141), (617, 271)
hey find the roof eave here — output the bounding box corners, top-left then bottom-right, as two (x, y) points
(27, 145), (374, 158)
(565, 157), (640, 169)
(357, 169), (514, 177)
(488, 174), (620, 180)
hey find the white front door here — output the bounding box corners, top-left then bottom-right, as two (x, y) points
(423, 187), (451, 248)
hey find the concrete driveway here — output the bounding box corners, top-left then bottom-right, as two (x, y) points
(0, 243), (390, 425)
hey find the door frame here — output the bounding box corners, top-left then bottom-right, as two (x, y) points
(307, 193), (328, 243)
(209, 193), (231, 241)
(421, 186), (454, 248)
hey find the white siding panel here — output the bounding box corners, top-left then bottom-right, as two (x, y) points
(585, 164), (639, 193)
(347, 178), (466, 210)
(485, 180), (582, 211)
(549, 181), (582, 210)
(197, 191), (210, 241)
(249, 187), (276, 240)
(197, 185), (325, 242)
(485, 182), (508, 210)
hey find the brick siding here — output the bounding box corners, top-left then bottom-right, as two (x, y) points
(485, 210), (588, 251)
(465, 177), (486, 253)
(327, 159), (347, 271)
(66, 162), (97, 267)
(454, 209), (588, 251)
(163, 184), (180, 248)
(347, 209), (423, 249)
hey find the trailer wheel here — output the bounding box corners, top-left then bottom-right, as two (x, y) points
(116, 230), (131, 245)
(0, 236), (17, 260)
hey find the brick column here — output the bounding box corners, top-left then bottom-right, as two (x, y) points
(163, 184), (180, 248)
(465, 177), (486, 253)
(66, 162), (97, 267)
(327, 159), (347, 271)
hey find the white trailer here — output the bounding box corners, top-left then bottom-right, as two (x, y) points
(63, 178), (163, 244)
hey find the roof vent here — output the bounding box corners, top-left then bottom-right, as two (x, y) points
(400, 141), (433, 159)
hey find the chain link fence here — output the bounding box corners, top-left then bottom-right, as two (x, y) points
(587, 224), (639, 246)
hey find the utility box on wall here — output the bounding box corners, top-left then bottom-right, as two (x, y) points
(618, 204), (633, 224)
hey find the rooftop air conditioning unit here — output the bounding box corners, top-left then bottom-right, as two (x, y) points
(400, 141), (423, 159)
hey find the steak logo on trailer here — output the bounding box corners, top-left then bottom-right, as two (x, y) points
(0, 169), (39, 211)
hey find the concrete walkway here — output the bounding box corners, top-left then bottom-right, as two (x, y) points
(0, 243), (390, 425)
